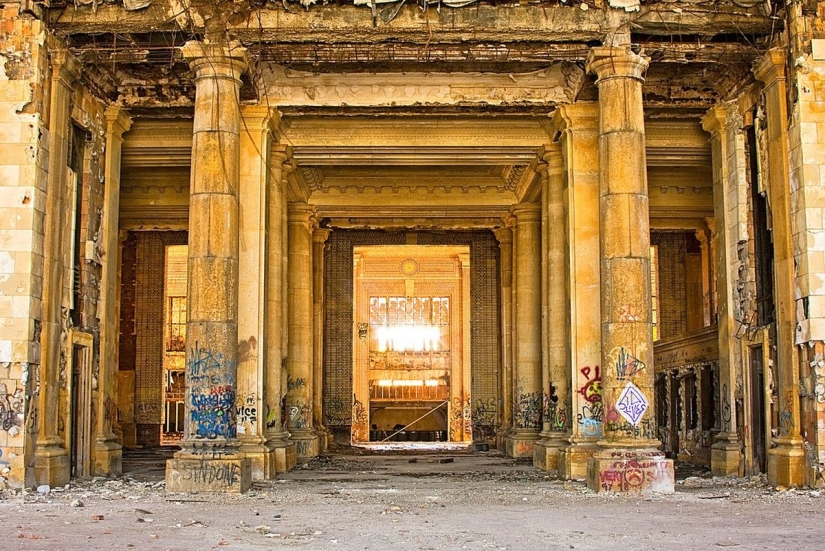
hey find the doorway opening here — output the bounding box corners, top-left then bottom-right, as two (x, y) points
(352, 246), (472, 447)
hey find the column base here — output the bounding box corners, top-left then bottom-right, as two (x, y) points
(291, 430), (319, 462)
(504, 429), (540, 458)
(266, 432), (297, 473)
(239, 436), (274, 481)
(587, 449), (674, 494)
(533, 433), (567, 471)
(166, 454), (252, 493)
(711, 434), (742, 477)
(767, 438), (806, 488)
(93, 435), (123, 477)
(34, 442), (70, 488)
(558, 440), (598, 480)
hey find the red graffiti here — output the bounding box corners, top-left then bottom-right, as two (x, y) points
(577, 366), (602, 404)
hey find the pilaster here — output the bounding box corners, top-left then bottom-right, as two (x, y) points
(754, 48), (805, 488)
(493, 226), (514, 448)
(312, 228), (331, 452)
(586, 46), (673, 493)
(701, 104), (745, 477)
(287, 202), (319, 461)
(534, 144), (570, 472)
(166, 40), (251, 493)
(35, 47), (82, 488)
(265, 146), (295, 473)
(94, 105), (132, 477)
(551, 104), (602, 480)
(505, 203), (542, 458)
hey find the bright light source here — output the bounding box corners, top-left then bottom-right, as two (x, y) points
(375, 325), (441, 352)
(392, 380), (424, 386)
(378, 379), (393, 387)
(425, 379), (439, 387)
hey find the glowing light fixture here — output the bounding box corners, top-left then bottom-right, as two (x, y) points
(376, 325), (441, 352)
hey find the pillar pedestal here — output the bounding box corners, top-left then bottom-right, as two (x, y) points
(533, 433), (567, 471)
(587, 449), (674, 493)
(768, 437), (806, 488)
(711, 434), (743, 477)
(559, 439), (599, 480)
(166, 453), (252, 494)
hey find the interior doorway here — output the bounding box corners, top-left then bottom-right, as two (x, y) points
(352, 246), (472, 445)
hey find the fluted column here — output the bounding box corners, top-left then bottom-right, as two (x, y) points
(505, 203), (542, 458)
(312, 228), (331, 451)
(264, 146), (295, 473)
(94, 105), (132, 477)
(586, 46), (673, 493)
(35, 48), (81, 487)
(287, 202), (318, 460)
(166, 41), (251, 493)
(701, 104), (744, 477)
(754, 49), (804, 488)
(534, 143), (570, 471)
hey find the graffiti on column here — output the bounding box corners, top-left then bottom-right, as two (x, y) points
(188, 344), (237, 440)
(515, 388), (542, 429)
(352, 394), (368, 441)
(779, 389), (795, 436)
(236, 393), (257, 435)
(543, 384), (567, 431)
(449, 396), (472, 441)
(721, 383), (732, 432)
(613, 347), (646, 381)
(616, 382), (648, 426)
(0, 384), (24, 435)
(576, 365), (602, 437)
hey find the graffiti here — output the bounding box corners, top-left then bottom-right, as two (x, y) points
(605, 417), (656, 440)
(721, 384), (732, 432)
(358, 323), (369, 342)
(287, 375), (306, 392)
(325, 397), (351, 426)
(618, 304), (641, 323)
(779, 390), (794, 436)
(543, 385), (567, 431)
(472, 397), (497, 427)
(577, 366), (601, 404)
(236, 394), (257, 425)
(598, 459), (672, 493)
(577, 402), (603, 438)
(191, 386), (236, 439)
(515, 390), (542, 429)
(616, 382), (648, 426)
(287, 403), (311, 429)
(352, 394), (368, 441)
(103, 396), (118, 430)
(613, 347), (646, 381)
(295, 439), (314, 457)
(449, 397), (471, 441)
(170, 461), (241, 488)
(811, 354), (825, 404)
(0, 384), (24, 434)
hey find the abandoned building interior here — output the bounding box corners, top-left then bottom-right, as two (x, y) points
(0, 0), (824, 493)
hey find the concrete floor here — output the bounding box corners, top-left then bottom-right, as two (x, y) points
(1, 448), (821, 550)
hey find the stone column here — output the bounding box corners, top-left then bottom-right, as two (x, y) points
(265, 146), (296, 473)
(493, 227), (514, 445)
(35, 48), (81, 487)
(312, 228), (331, 451)
(701, 104), (745, 477)
(235, 105), (279, 480)
(505, 203), (542, 458)
(754, 49), (805, 488)
(552, 104), (602, 480)
(694, 227), (713, 327)
(94, 105), (132, 477)
(166, 41), (251, 493)
(586, 46), (674, 493)
(287, 202), (318, 460)
(534, 144), (570, 471)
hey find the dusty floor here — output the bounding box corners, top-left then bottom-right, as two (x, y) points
(1, 448), (822, 551)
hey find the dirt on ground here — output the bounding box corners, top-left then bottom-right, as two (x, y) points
(0, 449), (822, 551)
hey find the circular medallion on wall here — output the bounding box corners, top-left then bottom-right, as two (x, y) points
(399, 258), (420, 276)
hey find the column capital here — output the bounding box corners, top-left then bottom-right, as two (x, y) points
(701, 102), (742, 138)
(241, 105), (283, 136)
(49, 48), (82, 86)
(288, 201), (316, 226)
(271, 144), (292, 170)
(313, 228), (332, 244)
(753, 48), (786, 87)
(104, 105), (132, 142)
(493, 226), (513, 246)
(511, 202), (542, 224)
(539, 142), (564, 174)
(586, 47), (649, 83)
(551, 103), (599, 136)
(181, 40), (249, 82)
